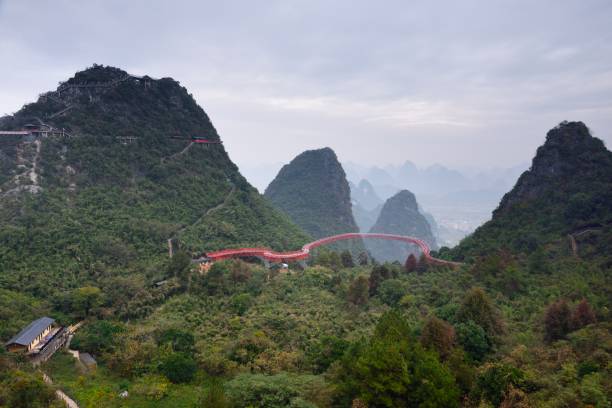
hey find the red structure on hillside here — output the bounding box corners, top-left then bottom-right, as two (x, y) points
(205, 233), (460, 266)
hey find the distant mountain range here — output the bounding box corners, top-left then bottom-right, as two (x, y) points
(344, 161), (527, 199)
(344, 160), (528, 247)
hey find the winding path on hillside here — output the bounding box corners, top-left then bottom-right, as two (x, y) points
(168, 185), (237, 256)
(206, 232), (462, 267)
(43, 373), (79, 408)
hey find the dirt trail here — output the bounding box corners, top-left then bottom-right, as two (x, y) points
(167, 185), (236, 256)
(43, 373), (79, 408)
(29, 139), (41, 185)
(567, 227), (604, 257)
(161, 142), (193, 163)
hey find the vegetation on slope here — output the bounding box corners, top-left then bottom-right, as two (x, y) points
(1, 90), (610, 408)
(265, 147), (360, 239)
(367, 189), (437, 263)
(1, 240), (606, 407)
(0, 64), (309, 297)
(449, 121), (612, 263)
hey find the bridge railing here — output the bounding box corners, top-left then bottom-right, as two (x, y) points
(204, 233), (458, 265)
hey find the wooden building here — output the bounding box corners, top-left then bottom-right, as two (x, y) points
(5, 317), (55, 353)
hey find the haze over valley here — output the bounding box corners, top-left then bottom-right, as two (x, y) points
(1, 2), (611, 407)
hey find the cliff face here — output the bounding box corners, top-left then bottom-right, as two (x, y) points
(367, 190), (437, 263)
(265, 147), (360, 239)
(0, 65), (309, 282)
(453, 121), (612, 260)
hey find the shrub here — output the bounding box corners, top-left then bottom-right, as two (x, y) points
(544, 299), (572, 342)
(158, 328), (195, 354)
(341, 250), (354, 268)
(224, 373), (323, 408)
(230, 293), (253, 316)
(571, 299), (597, 330)
(306, 336), (349, 374)
(420, 316), (456, 359)
(579, 373), (608, 407)
(200, 379), (230, 408)
(456, 287), (503, 337)
(3, 370), (57, 408)
(166, 251), (191, 282)
(71, 286), (104, 317)
(475, 363), (527, 407)
(377, 279), (406, 306)
(347, 276), (369, 306)
(455, 320), (492, 361)
(334, 311), (460, 407)
(404, 254), (417, 273)
(70, 319), (124, 355)
(201, 262), (229, 295)
(158, 352), (197, 383)
(132, 374), (170, 400)
(368, 264), (391, 296)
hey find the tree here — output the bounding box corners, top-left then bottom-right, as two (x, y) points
(455, 320), (492, 362)
(404, 254), (417, 273)
(201, 262), (229, 295)
(499, 385), (530, 408)
(415, 254), (429, 274)
(571, 299), (596, 330)
(231, 293), (253, 316)
(72, 286), (104, 317)
(544, 299), (571, 342)
(158, 328), (195, 354)
(527, 247), (550, 274)
(357, 251), (369, 266)
(307, 335), (349, 373)
(475, 363), (527, 407)
(229, 260), (253, 284)
(132, 374), (170, 400)
(335, 311), (460, 407)
(167, 251), (192, 282)
(316, 250), (343, 270)
(341, 250), (355, 268)
(4, 371), (58, 408)
(368, 264), (391, 296)
(159, 352), (197, 383)
(378, 279), (405, 306)
(347, 276), (369, 306)
(224, 372), (326, 408)
(456, 287), (503, 337)
(420, 316), (455, 360)
(71, 319), (124, 354)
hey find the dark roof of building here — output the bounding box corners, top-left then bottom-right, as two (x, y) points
(5, 317), (55, 346)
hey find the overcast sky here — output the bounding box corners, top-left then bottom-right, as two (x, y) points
(1, 0), (611, 175)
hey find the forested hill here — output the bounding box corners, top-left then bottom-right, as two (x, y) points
(265, 147), (360, 239)
(367, 190), (437, 262)
(0, 64), (309, 289)
(451, 121), (612, 262)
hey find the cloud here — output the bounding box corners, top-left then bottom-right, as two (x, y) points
(0, 0), (611, 170)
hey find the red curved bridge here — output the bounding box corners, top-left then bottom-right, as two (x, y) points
(206, 233), (460, 266)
